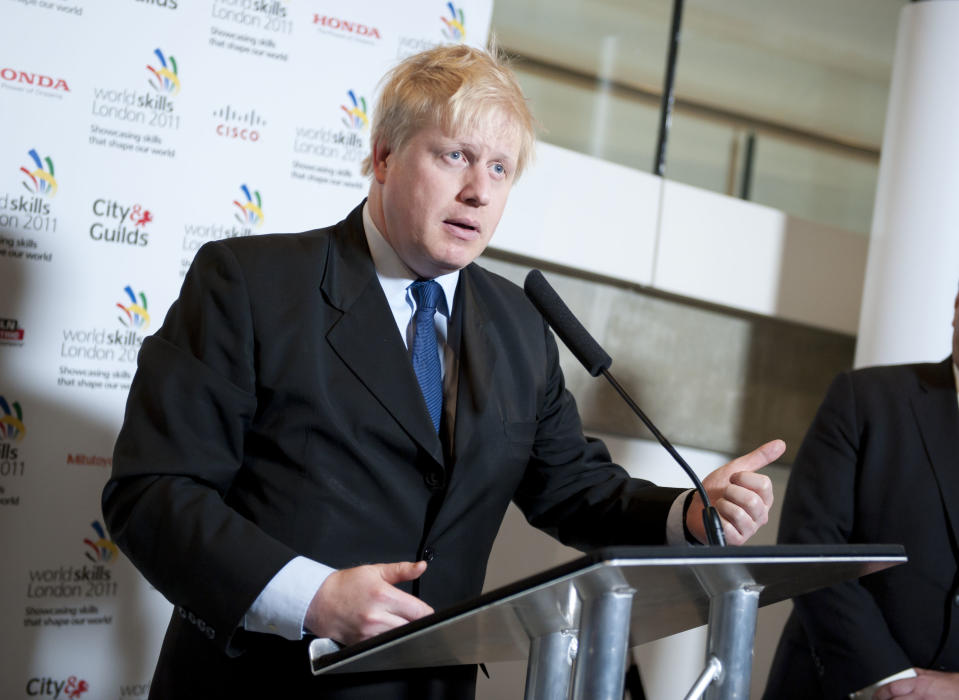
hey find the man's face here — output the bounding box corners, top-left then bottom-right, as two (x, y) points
(373, 113), (521, 279)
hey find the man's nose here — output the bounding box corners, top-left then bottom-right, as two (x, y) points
(459, 166), (491, 207)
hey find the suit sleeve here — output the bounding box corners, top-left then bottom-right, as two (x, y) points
(513, 321), (684, 549)
(778, 371), (912, 695)
(102, 241), (298, 655)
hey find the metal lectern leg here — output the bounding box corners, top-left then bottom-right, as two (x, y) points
(524, 630), (577, 700)
(703, 587), (760, 700)
(570, 587), (635, 700)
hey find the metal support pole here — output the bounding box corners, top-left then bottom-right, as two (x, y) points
(570, 586), (635, 700)
(653, 0), (686, 176)
(685, 655), (723, 700)
(524, 629), (577, 700)
(739, 131), (756, 200)
(704, 587), (760, 700)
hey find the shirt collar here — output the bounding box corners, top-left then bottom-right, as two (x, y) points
(362, 201), (459, 316)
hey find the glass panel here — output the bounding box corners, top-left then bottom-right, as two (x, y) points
(492, 0), (670, 171)
(510, 64), (662, 171)
(750, 136), (879, 234)
(493, 0), (905, 235)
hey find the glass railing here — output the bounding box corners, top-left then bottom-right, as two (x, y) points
(493, 0), (904, 236)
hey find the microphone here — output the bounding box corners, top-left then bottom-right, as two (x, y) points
(523, 269), (726, 546)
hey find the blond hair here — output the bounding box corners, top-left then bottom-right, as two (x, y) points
(361, 44), (536, 178)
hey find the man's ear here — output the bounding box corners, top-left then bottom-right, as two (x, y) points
(372, 138), (392, 184)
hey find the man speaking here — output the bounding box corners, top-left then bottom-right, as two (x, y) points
(103, 44), (783, 698)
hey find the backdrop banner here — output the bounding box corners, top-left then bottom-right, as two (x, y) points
(0, 2), (490, 697)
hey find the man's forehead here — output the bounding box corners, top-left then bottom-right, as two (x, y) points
(432, 112), (522, 157)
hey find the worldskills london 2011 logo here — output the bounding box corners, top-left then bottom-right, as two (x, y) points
(20, 148), (57, 197)
(441, 2), (465, 42)
(147, 48), (180, 96)
(116, 285), (150, 329)
(0, 396), (25, 442)
(341, 90), (369, 131)
(234, 184), (264, 228)
(83, 520), (118, 564)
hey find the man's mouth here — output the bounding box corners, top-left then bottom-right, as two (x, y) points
(444, 218), (480, 238)
(445, 218), (478, 232)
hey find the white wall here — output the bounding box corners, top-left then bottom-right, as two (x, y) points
(497, 141), (868, 335)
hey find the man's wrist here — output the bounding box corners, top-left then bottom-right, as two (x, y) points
(244, 557), (336, 640)
(681, 490), (700, 544)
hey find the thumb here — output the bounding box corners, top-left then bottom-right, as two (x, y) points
(732, 439), (785, 473)
(379, 560), (428, 585)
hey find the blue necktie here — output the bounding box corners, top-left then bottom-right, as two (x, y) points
(410, 280), (443, 432)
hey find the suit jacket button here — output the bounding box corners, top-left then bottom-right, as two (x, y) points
(424, 470), (444, 490)
(954, 592), (959, 607)
(422, 547), (436, 562)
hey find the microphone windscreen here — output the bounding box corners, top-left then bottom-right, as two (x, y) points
(524, 269), (612, 377)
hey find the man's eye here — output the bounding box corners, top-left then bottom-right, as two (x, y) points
(491, 163), (505, 176)
(448, 150), (463, 161)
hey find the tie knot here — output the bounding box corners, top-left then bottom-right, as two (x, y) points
(411, 280), (442, 314)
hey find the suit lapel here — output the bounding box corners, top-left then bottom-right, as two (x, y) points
(911, 358), (959, 546)
(450, 265), (498, 462)
(320, 204), (443, 465)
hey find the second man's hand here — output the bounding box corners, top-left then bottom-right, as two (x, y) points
(305, 561), (434, 646)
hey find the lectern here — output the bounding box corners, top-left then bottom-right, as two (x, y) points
(310, 544), (904, 699)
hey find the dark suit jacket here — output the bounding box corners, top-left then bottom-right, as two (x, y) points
(764, 359), (959, 699)
(103, 202), (685, 699)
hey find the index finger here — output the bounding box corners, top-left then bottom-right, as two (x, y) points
(729, 470), (774, 506)
(387, 589), (434, 623)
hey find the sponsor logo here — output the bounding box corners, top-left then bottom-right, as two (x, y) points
(313, 14), (382, 41)
(83, 521), (118, 564)
(441, 2), (466, 42)
(89, 199), (153, 247)
(90, 48), (182, 135)
(116, 285), (150, 329)
(0, 148), (59, 244)
(0, 396), (24, 486)
(290, 92), (368, 188)
(0, 318), (25, 345)
(65, 453), (112, 468)
(119, 682), (151, 698)
(0, 67), (70, 93)
(21, 149), (57, 197)
(233, 184), (264, 228)
(25, 676), (89, 698)
(24, 521), (119, 602)
(213, 104), (266, 143)
(147, 48), (180, 96)
(0, 396), (26, 443)
(212, 0), (292, 34)
(340, 90), (368, 131)
(59, 287), (150, 366)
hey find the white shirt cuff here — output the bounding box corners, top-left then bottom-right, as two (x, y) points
(849, 668), (917, 699)
(666, 489), (694, 545)
(243, 556), (336, 640)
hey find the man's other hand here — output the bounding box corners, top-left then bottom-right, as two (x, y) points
(686, 439), (784, 545)
(305, 561), (434, 646)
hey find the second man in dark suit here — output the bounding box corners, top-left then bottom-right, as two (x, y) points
(765, 288), (959, 699)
